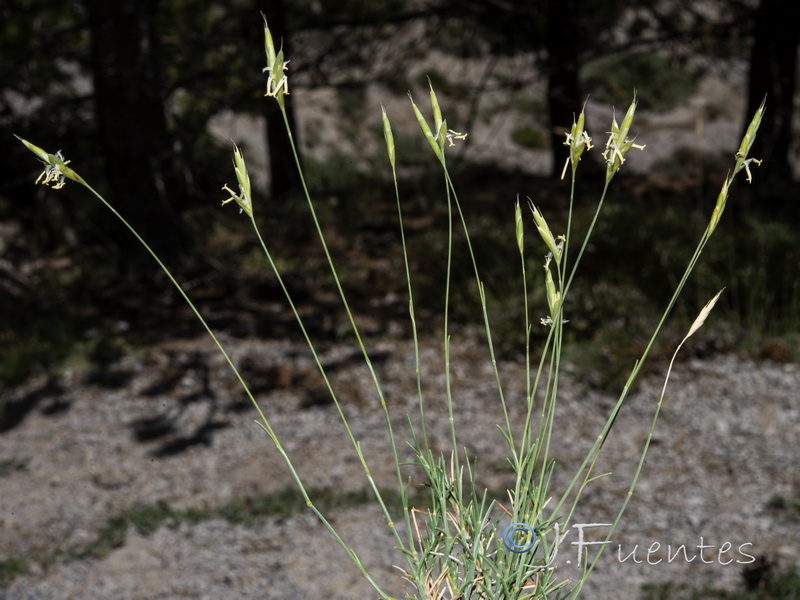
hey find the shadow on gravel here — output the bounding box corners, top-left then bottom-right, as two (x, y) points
(0, 375), (68, 433)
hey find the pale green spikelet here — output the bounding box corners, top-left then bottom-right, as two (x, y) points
(428, 78), (444, 142)
(427, 79), (449, 158)
(529, 201), (563, 264)
(408, 80), (467, 163)
(409, 93), (442, 162)
(16, 136), (86, 188)
(561, 100), (593, 180)
(602, 94), (645, 183)
(381, 104), (395, 168)
(221, 142), (253, 218)
(707, 176), (731, 239)
(733, 98), (765, 183)
(708, 99), (766, 237)
(514, 198), (524, 256)
(544, 255), (560, 323)
(262, 14), (289, 107)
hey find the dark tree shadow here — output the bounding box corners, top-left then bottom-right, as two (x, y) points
(0, 376), (68, 433)
(130, 351), (230, 457)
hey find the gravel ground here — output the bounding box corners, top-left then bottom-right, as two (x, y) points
(1, 335), (799, 599)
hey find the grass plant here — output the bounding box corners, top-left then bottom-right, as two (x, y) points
(16, 15), (766, 599)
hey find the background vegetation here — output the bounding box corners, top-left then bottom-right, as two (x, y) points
(1, 1), (798, 392)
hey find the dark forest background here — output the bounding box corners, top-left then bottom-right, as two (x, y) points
(1, 0), (799, 389)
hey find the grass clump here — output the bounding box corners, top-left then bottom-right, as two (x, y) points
(0, 457), (28, 477)
(76, 486), (416, 561)
(766, 494), (800, 522)
(79, 501), (180, 560)
(15, 13), (767, 599)
(0, 558), (29, 589)
(0, 486), (419, 587)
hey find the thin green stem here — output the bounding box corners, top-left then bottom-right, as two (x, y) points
(441, 169), (459, 466)
(77, 181), (395, 598)
(387, 153), (427, 579)
(263, 108), (415, 579)
(445, 173), (509, 425)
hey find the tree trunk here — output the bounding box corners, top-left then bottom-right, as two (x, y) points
(257, 0), (302, 198)
(85, 0), (183, 262)
(744, 0), (799, 186)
